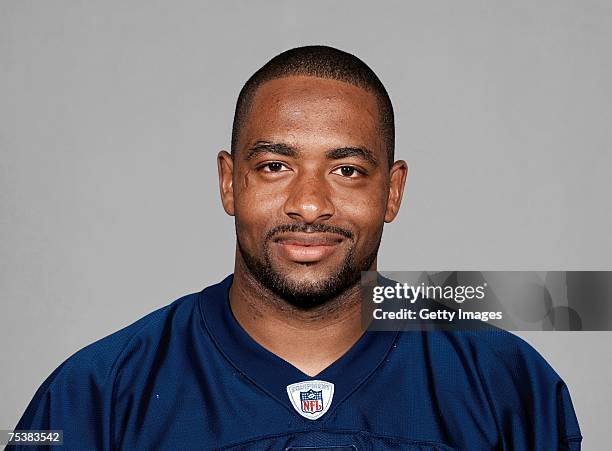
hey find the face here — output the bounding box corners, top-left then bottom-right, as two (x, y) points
(218, 75), (407, 309)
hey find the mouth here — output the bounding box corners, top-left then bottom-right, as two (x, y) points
(271, 232), (346, 263)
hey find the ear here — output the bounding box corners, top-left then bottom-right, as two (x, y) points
(384, 159), (408, 223)
(217, 151), (235, 216)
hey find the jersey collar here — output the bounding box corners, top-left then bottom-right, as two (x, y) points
(198, 274), (399, 419)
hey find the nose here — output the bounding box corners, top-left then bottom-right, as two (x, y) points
(283, 172), (335, 224)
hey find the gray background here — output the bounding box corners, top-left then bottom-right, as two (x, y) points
(1, 0), (610, 448)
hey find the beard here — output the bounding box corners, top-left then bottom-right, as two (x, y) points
(236, 222), (381, 310)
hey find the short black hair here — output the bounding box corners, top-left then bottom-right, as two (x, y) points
(231, 45), (395, 168)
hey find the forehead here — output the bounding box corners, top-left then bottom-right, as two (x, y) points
(237, 75), (383, 153)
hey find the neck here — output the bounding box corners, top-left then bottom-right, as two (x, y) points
(229, 251), (372, 377)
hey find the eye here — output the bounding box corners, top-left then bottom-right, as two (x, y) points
(260, 162), (290, 173)
(331, 166), (364, 178)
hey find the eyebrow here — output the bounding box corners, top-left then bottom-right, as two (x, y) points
(245, 142), (299, 160)
(325, 146), (379, 167)
(245, 141), (379, 166)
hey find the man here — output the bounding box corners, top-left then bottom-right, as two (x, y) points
(11, 46), (581, 450)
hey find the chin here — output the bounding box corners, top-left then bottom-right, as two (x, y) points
(272, 261), (347, 286)
(267, 266), (361, 308)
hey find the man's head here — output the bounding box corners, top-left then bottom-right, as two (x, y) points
(218, 45), (407, 309)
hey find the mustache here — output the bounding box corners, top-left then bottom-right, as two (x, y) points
(265, 223), (354, 241)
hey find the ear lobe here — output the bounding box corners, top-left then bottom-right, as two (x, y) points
(384, 160), (408, 223)
(217, 151), (235, 216)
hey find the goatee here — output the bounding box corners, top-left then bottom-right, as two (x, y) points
(236, 223), (381, 310)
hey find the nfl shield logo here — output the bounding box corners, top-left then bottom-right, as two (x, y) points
(300, 389), (323, 414)
(286, 380), (334, 420)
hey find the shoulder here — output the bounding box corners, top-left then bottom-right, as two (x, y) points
(393, 329), (582, 446)
(407, 329), (582, 444)
(14, 292), (202, 432)
(457, 330), (582, 445)
(56, 292), (200, 380)
(461, 328), (560, 379)
(394, 327), (566, 406)
(447, 328), (567, 391)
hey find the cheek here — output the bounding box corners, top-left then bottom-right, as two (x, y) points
(234, 171), (286, 237)
(336, 184), (388, 221)
(335, 187), (388, 242)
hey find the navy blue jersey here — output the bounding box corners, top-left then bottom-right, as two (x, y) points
(10, 275), (582, 450)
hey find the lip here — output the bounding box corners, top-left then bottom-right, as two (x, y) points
(272, 232), (345, 263)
